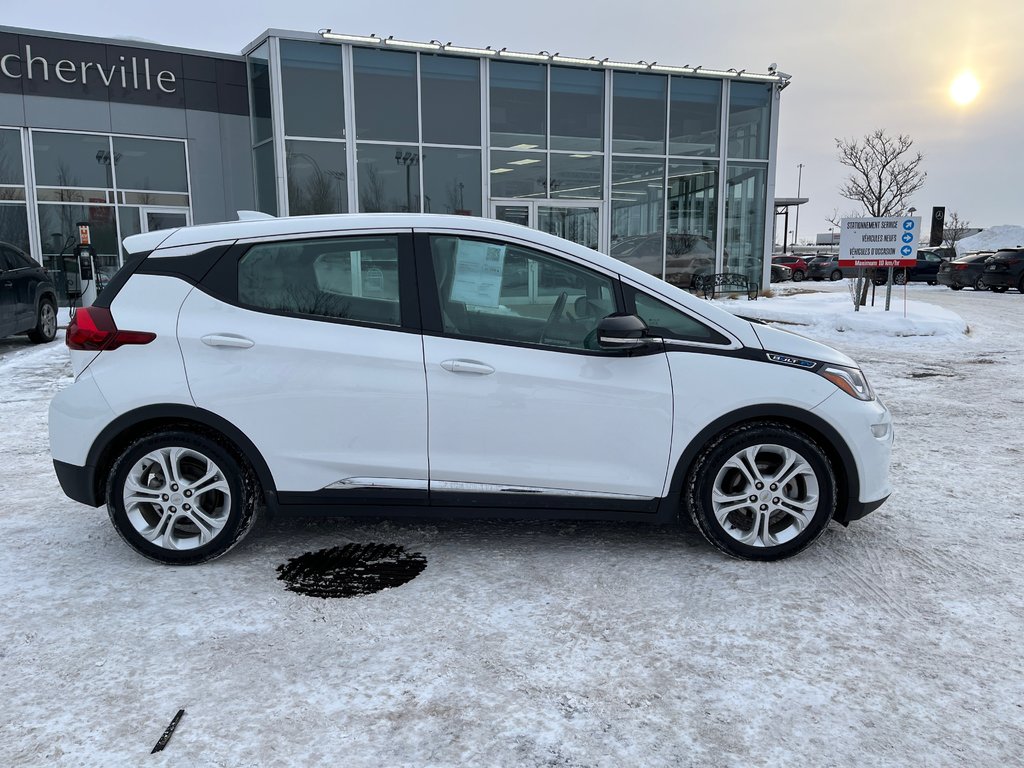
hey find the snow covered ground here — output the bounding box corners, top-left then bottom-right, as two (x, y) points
(1, 283), (1023, 766)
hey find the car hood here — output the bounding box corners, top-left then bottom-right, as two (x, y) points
(750, 322), (857, 367)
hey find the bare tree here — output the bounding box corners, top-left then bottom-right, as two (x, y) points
(834, 129), (926, 217)
(942, 211), (972, 255)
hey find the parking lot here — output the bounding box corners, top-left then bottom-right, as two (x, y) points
(1, 284), (1022, 767)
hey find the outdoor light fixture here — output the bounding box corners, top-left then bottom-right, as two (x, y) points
(651, 64), (695, 73)
(384, 37), (441, 50)
(443, 44), (496, 55)
(601, 60), (648, 70)
(498, 49), (551, 61)
(318, 30), (381, 44)
(552, 55), (599, 65)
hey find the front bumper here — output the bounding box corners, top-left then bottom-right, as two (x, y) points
(835, 494), (889, 525)
(53, 460), (102, 507)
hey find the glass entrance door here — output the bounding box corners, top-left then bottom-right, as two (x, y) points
(491, 200), (601, 251)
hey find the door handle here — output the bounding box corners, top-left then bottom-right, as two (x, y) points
(2, 281), (12, 288)
(201, 333), (254, 349)
(440, 359), (495, 375)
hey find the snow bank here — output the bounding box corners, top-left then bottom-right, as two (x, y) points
(956, 224), (1024, 255)
(713, 290), (968, 340)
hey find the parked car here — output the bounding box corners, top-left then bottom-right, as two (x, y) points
(0, 242), (58, 343)
(49, 214), (893, 565)
(771, 255), (809, 282)
(806, 255), (845, 281)
(770, 263), (792, 282)
(936, 251), (995, 291)
(980, 248), (1024, 293)
(870, 249), (944, 286)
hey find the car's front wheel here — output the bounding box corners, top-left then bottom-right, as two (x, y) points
(792, 270), (805, 282)
(27, 298), (57, 343)
(106, 430), (261, 564)
(974, 276), (988, 291)
(830, 270), (842, 281)
(685, 423), (836, 560)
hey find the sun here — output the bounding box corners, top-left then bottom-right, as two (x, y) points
(950, 71), (980, 105)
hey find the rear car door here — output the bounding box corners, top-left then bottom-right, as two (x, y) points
(416, 230), (673, 509)
(177, 230), (429, 504)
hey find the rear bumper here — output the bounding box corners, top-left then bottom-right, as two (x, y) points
(981, 273), (1015, 288)
(53, 460), (101, 507)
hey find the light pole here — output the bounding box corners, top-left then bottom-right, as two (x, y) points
(395, 151), (419, 213)
(794, 163), (804, 246)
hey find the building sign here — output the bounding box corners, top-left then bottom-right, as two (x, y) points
(0, 44), (176, 92)
(838, 216), (920, 268)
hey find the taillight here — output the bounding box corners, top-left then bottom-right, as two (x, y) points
(66, 307), (156, 351)
(953, 264), (969, 270)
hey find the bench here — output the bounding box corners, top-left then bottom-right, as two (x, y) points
(695, 272), (758, 301)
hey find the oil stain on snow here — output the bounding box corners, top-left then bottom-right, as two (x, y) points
(276, 543), (427, 598)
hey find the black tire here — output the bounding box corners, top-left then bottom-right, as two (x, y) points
(27, 297), (57, 343)
(927, 280), (938, 286)
(105, 430), (261, 565)
(950, 284), (963, 291)
(991, 285), (1008, 294)
(685, 422), (837, 561)
(830, 270), (842, 281)
(974, 277), (988, 291)
(1018, 276), (1024, 294)
(894, 270), (908, 285)
(792, 270), (805, 282)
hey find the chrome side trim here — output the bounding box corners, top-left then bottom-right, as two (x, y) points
(325, 477), (429, 491)
(430, 480), (655, 501)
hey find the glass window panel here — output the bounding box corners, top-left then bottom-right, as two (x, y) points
(665, 160), (718, 288)
(238, 235), (401, 325)
(248, 43), (273, 145)
(281, 40), (345, 139)
(610, 157), (665, 277)
(537, 206), (600, 251)
(0, 188), (26, 201)
(353, 49), (418, 142)
(253, 142), (278, 216)
(0, 203), (30, 254)
(489, 61), (546, 149)
(33, 132), (112, 188)
(357, 144), (421, 212)
(286, 140), (348, 215)
(634, 291), (726, 344)
(612, 73), (666, 155)
(422, 147), (481, 216)
(429, 234), (616, 351)
(489, 150), (546, 199)
(670, 77), (722, 157)
(0, 129), (24, 185)
(36, 188), (109, 203)
(120, 192), (189, 206)
(728, 82), (772, 159)
(420, 55), (481, 146)
(723, 163), (768, 283)
(550, 67), (604, 152)
(37, 203), (119, 303)
(111, 138), (187, 192)
(549, 153), (603, 200)
(117, 206), (142, 259)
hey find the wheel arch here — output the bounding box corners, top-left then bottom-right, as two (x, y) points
(661, 404), (860, 524)
(86, 404), (278, 510)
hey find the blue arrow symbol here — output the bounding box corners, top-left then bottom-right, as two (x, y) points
(903, 219), (915, 230)
(901, 245), (913, 256)
(902, 232), (914, 243)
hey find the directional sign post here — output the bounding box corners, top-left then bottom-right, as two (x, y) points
(839, 216), (920, 312)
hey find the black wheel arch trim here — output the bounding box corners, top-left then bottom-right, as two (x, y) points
(659, 403), (861, 523)
(84, 404), (279, 510)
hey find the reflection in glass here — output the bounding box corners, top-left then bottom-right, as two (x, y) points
(0, 129), (24, 185)
(32, 132), (112, 188)
(494, 205), (529, 227)
(490, 150), (546, 198)
(0, 203), (30, 254)
(489, 61), (546, 149)
(111, 138), (187, 192)
(550, 67), (604, 152)
(665, 161), (718, 287)
(281, 41), (345, 139)
(254, 142), (278, 215)
(728, 82), (772, 159)
(610, 158), (665, 277)
(421, 55), (481, 146)
(549, 154), (602, 200)
(670, 77), (722, 157)
(286, 140), (347, 215)
(117, 206), (142, 259)
(248, 43), (273, 144)
(353, 49), (418, 142)
(538, 206), (600, 250)
(357, 144), (421, 212)
(724, 163), (767, 282)
(612, 73), (667, 155)
(422, 147), (481, 215)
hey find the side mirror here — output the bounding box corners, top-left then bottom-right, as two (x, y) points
(596, 313), (663, 351)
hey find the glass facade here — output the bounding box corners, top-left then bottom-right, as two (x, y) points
(249, 36), (780, 288)
(0, 128), (30, 255)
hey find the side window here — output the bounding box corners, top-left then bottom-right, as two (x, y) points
(633, 291), (728, 345)
(238, 235), (401, 326)
(429, 235), (617, 351)
(0, 249), (13, 271)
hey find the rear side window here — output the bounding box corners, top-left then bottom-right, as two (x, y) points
(238, 235), (401, 326)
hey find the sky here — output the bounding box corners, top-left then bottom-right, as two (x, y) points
(5, 0), (1022, 240)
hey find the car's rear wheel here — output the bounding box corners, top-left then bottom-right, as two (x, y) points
(830, 270), (842, 281)
(949, 283), (963, 290)
(894, 270), (908, 285)
(27, 298), (57, 343)
(974, 277), (988, 291)
(106, 430), (261, 564)
(685, 423), (836, 561)
(792, 270), (805, 282)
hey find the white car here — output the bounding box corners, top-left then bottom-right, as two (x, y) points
(49, 214), (893, 564)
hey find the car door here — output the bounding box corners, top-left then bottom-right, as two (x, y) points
(5, 248), (40, 329)
(415, 230), (673, 509)
(177, 230), (429, 502)
(0, 249), (14, 335)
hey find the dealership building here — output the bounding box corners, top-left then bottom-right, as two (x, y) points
(0, 25), (788, 300)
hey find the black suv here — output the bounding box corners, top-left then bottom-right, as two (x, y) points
(870, 248), (945, 286)
(936, 251), (994, 291)
(981, 248), (1024, 293)
(0, 242), (58, 343)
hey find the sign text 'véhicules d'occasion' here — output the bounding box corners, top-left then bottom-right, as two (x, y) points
(0, 44), (177, 93)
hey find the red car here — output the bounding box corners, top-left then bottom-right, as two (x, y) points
(771, 254), (810, 281)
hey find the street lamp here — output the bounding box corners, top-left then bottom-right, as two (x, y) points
(395, 151), (419, 212)
(795, 163), (804, 245)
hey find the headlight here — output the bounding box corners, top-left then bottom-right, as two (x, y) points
(818, 364), (875, 401)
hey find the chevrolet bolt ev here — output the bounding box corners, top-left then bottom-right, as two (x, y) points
(48, 214), (894, 564)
